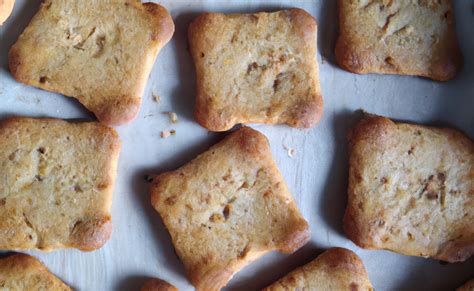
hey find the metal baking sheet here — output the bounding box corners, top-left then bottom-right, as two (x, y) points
(0, 0), (473, 290)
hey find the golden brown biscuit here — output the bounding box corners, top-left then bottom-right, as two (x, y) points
(263, 248), (373, 291)
(345, 114), (473, 262)
(0, 0), (15, 25)
(0, 117), (121, 251)
(9, 0), (174, 125)
(0, 253), (71, 290)
(188, 9), (323, 131)
(150, 127), (310, 290)
(141, 277), (178, 291)
(335, 0), (463, 81)
(457, 279), (474, 291)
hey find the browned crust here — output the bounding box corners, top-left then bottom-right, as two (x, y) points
(264, 248), (373, 291)
(150, 127), (310, 290)
(344, 113), (474, 262)
(189, 9), (322, 131)
(0, 253), (71, 290)
(8, 1), (175, 126)
(141, 277), (178, 291)
(334, 0), (463, 81)
(0, 117), (121, 251)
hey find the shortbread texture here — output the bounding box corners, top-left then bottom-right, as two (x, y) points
(0, 253), (71, 290)
(335, 0), (463, 81)
(345, 114), (473, 262)
(151, 127), (310, 290)
(264, 248), (373, 291)
(141, 278), (178, 291)
(9, 0), (174, 125)
(189, 9), (323, 131)
(0, 117), (121, 251)
(0, 0), (15, 25)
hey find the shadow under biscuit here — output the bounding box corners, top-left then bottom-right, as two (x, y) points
(317, 109), (363, 238)
(114, 274), (152, 291)
(317, 0), (339, 66)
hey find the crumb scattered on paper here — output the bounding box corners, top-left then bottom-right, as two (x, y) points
(165, 111), (178, 124)
(152, 93), (161, 103)
(170, 129), (176, 135)
(287, 148), (296, 158)
(283, 145), (296, 158)
(161, 130), (171, 139)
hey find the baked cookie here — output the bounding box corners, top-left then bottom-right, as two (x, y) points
(0, 253), (71, 290)
(0, 0), (15, 25)
(9, 0), (174, 125)
(0, 117), (121, 251)
(345, 114), (473, 262)
(458, 279), (474, 291)
(335, 0), (463, 81)
(150, 127), (310, 290)
(188, 9), (323, 131)
(263, 248), (373, 291)
(141, 278), (178, 291)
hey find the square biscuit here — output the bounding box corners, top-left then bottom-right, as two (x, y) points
(0, 253), (71, 290)
(0, 0), (15, 25)
(335, 0), (463, 81)
(150, 127), (310, 290)
(9, 0), (174, 125)
(188, 9), (323, 131)
(345, 114), (473, 262)
(0, 117), (121, 251)
(264, 248), (373, 291)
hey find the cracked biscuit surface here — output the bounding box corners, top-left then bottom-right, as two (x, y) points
(0, 0), (15, 25)
(264, 248), (373, 291)
(189, 9), (323, 131)
(150, 127), (310, 291)
(335, 0), (463, 81)
(0, 253), (71, 290)
(0, 117), (121, 251)
(9, 0), (174, 125)
(345, 114), (474, 262)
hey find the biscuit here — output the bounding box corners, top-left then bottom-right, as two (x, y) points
(141, 278), (178, 291)
(150, 127), (310, 290)
(0, 253), (71, 290)
(0, 0), (15, 25)
(9, 0), (174, 125)
(0, 117), (121, 251)
(458, 279), (474, 291)
(344, 114), (474, 262)
(335, 0), (463, 81)
(263, 247), (373, 291)
(188, 9), (323, 131)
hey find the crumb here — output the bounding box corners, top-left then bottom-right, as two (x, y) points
(283, 145), (296, 158)
(161, 130), (171, 139)
(287, 148), (296, 158)
(170, 129), (176, 135)
(164, 112), (178, 124)
(152, 93), (161, 103)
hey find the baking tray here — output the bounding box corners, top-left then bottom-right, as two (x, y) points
(0, 0), (473, 290)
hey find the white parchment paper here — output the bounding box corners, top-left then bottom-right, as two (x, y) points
(0, 1), (473, 290)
